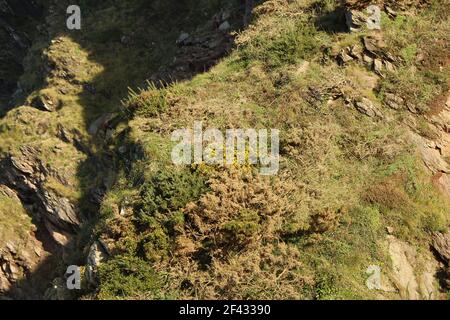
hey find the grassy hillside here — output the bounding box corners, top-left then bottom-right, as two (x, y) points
(90, 0), (450, 299)
(0, 0), (449, 300)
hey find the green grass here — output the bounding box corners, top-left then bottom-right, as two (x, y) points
(0, 192), (33, 247)
(89, 1), (450, 299)
(2, 0), (449, 300)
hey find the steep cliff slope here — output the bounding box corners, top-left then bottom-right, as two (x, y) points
(0, 0), (241, 299)
(0, 0), (43, 111)
(0, 0), (449, 300)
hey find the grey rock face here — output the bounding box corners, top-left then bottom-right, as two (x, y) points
(176, 32), (190, 45)
(0, 185), (48, 296)
(354, 98), (383, 118)
(85, 241), (108, 286)
(432, 231), (450, 263)
(218, 20), (231, 31)
(366, 5), (381, 30)
(346, 5), (381, 32)
(0, 146), (82, 245)
(385, 93), (404, 110)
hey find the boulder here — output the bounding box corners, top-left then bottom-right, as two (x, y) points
(432, 231), (450, 263)
(218, 21), (231, 31)
(85, 241), (108, 286)
(384, 93), (404, 110)
(354, 97), (383, 118)
(366, 5), (382, 30)
(387, 235), (438, 300)
(346, 5), (381, 32)
(363, 36), (385, 55)
(373, 58), (383, 75)
(31, 95), (56, 112)
(337, 49), (354, 65)
(176, 32), (190, 45)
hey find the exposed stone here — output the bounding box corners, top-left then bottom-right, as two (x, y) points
(434, 173), (450, 200)
(346, 5), (381, 32)
(88, 113), (116, 136)
(363, 36), (385, 55)
(387, 235), (438, 300)
(406, 101), (419, 114)
(385, 93), (404, 110)
(385, 6), (397, 19)
(218, 20), (231, 31)
(432, 231), (450, 263)
(44, 220), (72, 246)
(56, 123), (72, 143)
(0, 270), (10, 292)
(0, 146), (82, 244)
(176, 32), (190, 45)
(85, 241), (108, 286)
(373, 58), (383, 75)
(31, 95), (56, 112)
(363, 54), (374, 64)
(56, 124), (88, 154)
(366, 5), (381, 30)
(354, 97), (383, 118)
(348, 44), (363, 60)
(337, 49), (354, 65)
(0, 206), (48, 297)
(384, 60), (395, 72)
(410, 132), (450, 174)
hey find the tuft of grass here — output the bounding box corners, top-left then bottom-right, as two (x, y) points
(122, 82), (169, 118)
(239, 17), (330, 70)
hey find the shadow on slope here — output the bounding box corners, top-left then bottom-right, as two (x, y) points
(3, 0), (258, 299)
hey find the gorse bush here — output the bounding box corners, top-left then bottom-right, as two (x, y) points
(138, 168), (208, 224)
(97, 255), (174, 299)
(134, 168), (208, 262)
(222, 209), (262, 247)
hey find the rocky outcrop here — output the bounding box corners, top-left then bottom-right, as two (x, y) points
(345, 5), (381, 32)
(85, 241), (108, 287)
(432, 230), (450, 289)
(387, 235), (439, 299)
(0, 185), (49, 296)
(0, 146), (82, 245)
(336, 34), (397, 76)
(410, 94), (450, 198)
(432, 231), (450, 262)
(151, 7), (239, 83)
(353, 97), (383, 118)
